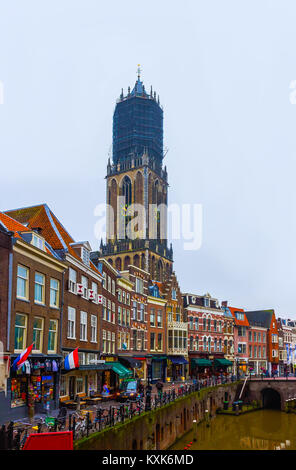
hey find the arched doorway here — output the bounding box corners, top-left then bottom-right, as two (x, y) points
(261, 388), (281, 409)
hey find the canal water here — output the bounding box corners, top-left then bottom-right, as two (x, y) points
(171, 410), (296, 450)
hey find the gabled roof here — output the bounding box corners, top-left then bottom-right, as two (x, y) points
(4, 204), (101, 277)
(245, 310), (275, 328)
(0, 212), (31, 239)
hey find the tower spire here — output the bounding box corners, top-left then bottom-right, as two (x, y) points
(137, 64), (141, 81)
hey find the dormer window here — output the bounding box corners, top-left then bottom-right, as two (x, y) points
(32, 234), (45, 251)
(82, 247), (90, 266)
(204, 297), (210, 307)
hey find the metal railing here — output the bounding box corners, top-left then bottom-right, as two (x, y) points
(0, 374), (239, 449)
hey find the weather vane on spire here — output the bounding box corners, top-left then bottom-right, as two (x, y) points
(137, 64), (141, 81)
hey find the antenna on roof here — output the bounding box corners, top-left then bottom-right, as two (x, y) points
(137, 64), (141, 81)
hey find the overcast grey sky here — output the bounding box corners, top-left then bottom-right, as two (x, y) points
(1, 0), (296, 316)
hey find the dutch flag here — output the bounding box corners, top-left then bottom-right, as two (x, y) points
(12, 344), (33, 371)
(64, 348), (79, 370)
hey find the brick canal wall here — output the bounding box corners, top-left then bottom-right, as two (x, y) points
(74, 382), (240, 450)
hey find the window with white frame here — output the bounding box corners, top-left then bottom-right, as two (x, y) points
(33, 317), (44, 352)
(132, 301), (137, 320)
(82, 247), (90, 266)
(171, 288), (177, 300)
(80, 311), (87, 341)
(14, 313), (27, 352)
(34, 272), (45, 304)
(68, 268), (77, 293)
(108, 276), (111, 292)
(91, 282), (98, 302)
(102, 330), (106, 353)
(81, 276), (88, 298)
(112, 332), (115, 354)
(112, 280), (115, 296)
(17, 265), (29, 300)
(48, 319), (58, 353)
(140, 303), (144, 322)
(135, 277), (144, 294)
(50, 278), (60, 308)
(32, 233), (45, 251)
(90, 315), (97, 342)
(102, 272), (106, 289)
(67, 307), (76, 339)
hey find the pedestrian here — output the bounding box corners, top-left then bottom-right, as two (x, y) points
(156, 380), (163, 399)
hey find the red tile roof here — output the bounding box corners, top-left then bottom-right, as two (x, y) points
(228, 306), (249, 327)
(5, 204), (101, 277)
(0, 212), (31, 238)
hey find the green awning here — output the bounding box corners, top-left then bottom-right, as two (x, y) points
(111, 362), (133, 378)
(214, 358), (233, 367)
(191, 358), (212, 367)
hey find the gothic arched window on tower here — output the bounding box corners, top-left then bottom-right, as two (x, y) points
(121, 176), (132, 239)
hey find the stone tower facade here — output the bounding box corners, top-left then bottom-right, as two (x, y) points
(100, 71), (173, 282)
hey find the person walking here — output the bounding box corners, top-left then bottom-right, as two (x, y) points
(156, 380), (164, 400)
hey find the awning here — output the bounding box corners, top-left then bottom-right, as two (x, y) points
(152, 356), (167, 362)
(191, 358), (212, 367)
(168, 356), (188, 365)
(118, 356), (142, 369)
(111, 362), (133, 378)
(214, 358), (233, 367)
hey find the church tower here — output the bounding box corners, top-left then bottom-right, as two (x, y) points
(100, 67), (173, 282)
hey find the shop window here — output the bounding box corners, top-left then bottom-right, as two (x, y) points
(50, 278), (60, 308)
(33, 317), (44, 352)
(76, 377), (84, 394)
(14, 313), (27, 352)
(48, 319), (58, 353)
(17, 265), (29, 300)
(60, 375), (67, 396)
(34, 272), (45, 304)
(11, 377), (27, 408)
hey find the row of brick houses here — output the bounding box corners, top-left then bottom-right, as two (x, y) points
(0, 204), (291, 424)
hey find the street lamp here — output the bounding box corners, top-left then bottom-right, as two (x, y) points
(145, 356), (152, 412)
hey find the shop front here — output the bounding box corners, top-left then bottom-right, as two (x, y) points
(150, 356), (167, 383)
(190, 358), (213, 378)
(9, 355), (61, 419)
(132, 356), (148, 382)
(213, 358), (233, 375)
(167, 356), (188, 381)
(118, 356), (143, 379)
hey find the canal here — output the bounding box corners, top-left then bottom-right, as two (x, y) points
(171, 410), (296, 450)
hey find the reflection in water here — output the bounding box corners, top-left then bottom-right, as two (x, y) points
(171, 410), (296, 450)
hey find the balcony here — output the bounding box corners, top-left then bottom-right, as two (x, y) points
(167, 321), (188, 331)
